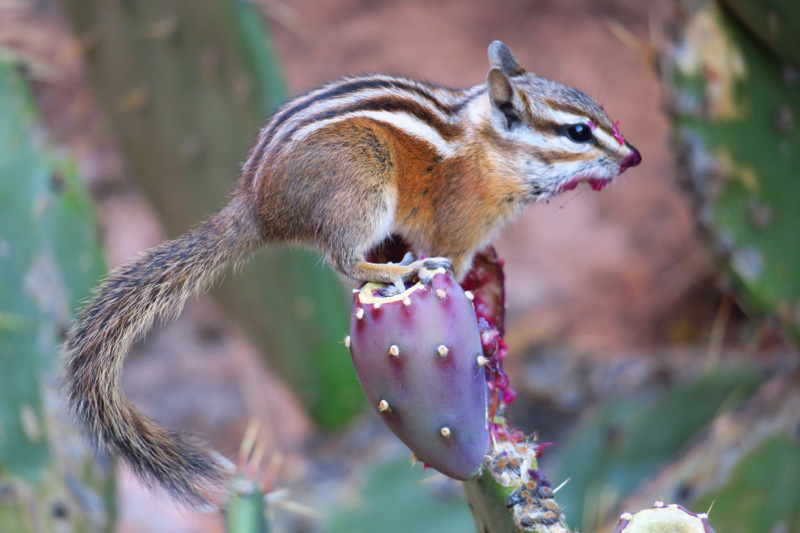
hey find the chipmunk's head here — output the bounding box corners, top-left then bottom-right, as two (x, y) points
(479, 41), (641, 201)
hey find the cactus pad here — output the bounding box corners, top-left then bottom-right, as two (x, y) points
(664, 0), (800, 343)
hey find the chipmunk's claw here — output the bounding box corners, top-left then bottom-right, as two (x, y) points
(398, 252), (415, 267)
(377, 255), (452, 296)
(417, 268), (433, 285)
(420, 257), (453, 276)
(405, 257), (452, 285)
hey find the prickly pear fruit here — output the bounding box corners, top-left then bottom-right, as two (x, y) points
(612, 500), (716, 533)
(348, 269), (490, 480)
(461, 247), (506, 334)
(462, 247), (517, 421)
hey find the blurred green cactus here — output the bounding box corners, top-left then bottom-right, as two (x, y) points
(547, 3), (800, 529)
(330, 456), (474, 533)
(692, 433), (800, 531)
(57, 0), (361, 428)
(0, 60), (114, 531)
(626, 371), (800, 532)
(465, 442), (570, 533)
(663, 0), (800, 344)
(720, 0), (800, 63)
(552, 367), (762, 530)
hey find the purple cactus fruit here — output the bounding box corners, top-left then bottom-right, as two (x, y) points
(349, 269), (490, 480)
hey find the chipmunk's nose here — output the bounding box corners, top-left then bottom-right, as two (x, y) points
(620, 144), (641, 173)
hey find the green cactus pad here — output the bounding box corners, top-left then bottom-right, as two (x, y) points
(664, 0), (800, 344)
(720, 0), (800, 63)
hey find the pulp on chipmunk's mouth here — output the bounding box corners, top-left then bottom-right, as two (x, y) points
(557, 175), (613, 193)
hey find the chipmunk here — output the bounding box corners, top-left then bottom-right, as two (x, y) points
(63, 41), (641, 507)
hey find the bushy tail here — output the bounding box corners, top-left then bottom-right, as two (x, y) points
(63, 196), (261, 507)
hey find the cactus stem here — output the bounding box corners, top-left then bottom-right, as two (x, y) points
(440, 427), (451, 438)
(464, 290), (474, 301)
(438, 345), (449, 357)
(477, 355), (487, 366)
(344, 335), (350, 348)
(436, 288), (447, 300)
(389, 345), (400, 357)
(379, 400), (390, 412)
(403, 296), (411, 306)
(356, 307), (364, 319)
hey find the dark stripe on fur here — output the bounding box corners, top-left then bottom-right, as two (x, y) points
(278, 95), (465, 147)
(248, 77), (466, 168)
(543, 98), (614, 137)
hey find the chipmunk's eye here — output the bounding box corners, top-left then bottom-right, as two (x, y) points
(566, 124), (593, 143)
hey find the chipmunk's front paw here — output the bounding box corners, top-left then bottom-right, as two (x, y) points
(374, 255), (454, 296)
(421, 257), (453, 273)
(406, 257), (453, 284)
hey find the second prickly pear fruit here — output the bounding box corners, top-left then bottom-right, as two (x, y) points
(612, 500), (716, 533)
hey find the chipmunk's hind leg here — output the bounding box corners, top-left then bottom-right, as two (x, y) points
(294, 120), (453, 286)
(322, 191), (452, 286)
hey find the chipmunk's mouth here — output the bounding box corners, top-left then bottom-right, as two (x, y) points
(557, 175), (614, 193)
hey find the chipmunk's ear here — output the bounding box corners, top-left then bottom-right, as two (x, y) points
(487, 67), (526, 128)
(488, 41), (526, 77)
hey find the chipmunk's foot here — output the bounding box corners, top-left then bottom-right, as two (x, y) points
(408, 257), (452, 285)
(378, 255), (453, 296)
